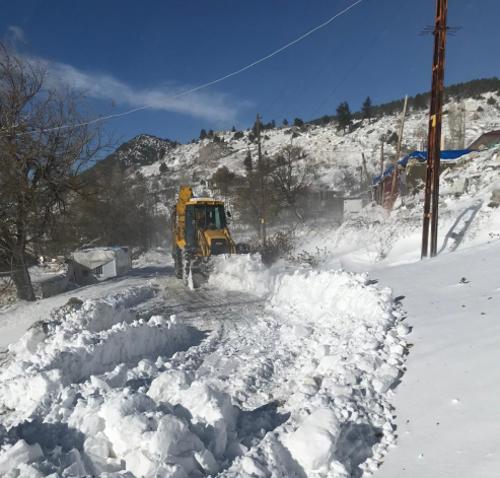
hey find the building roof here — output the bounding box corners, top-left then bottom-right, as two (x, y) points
(71, 247), (128, 269)
(468, 130), (500, 150)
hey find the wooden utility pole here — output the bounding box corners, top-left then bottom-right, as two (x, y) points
(390, 95), (409, 203)
(421, 0), (448, 258)
(361, 152), (369, 189)
(379, 141), (385, 205)
(256, 113), (267, 245)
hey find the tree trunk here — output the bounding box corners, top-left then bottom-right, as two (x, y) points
(11, 251), (36, 301)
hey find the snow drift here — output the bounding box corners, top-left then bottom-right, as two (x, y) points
(0, 256), (407, 477)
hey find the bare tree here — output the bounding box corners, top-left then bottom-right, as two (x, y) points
(0, 44), (104, 300)
(272, 145), (310, 219)
(235, 154), (278, 238)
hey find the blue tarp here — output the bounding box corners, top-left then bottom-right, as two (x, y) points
(372, 149), (472, 186)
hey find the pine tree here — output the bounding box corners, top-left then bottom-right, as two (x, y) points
(231, 125), (236, 132)
(362, 96), (373, 123)
(293, 117), (304, 127)
(413, 93), (427, 110)
(336, 101), (352, 133)
(244, 150), (253, 172)
(199, 129), (207, 140)
(283, 118), (289, 126)
(252, 116), (262, 137)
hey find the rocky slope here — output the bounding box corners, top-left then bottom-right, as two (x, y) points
(97, 91), (500, 202)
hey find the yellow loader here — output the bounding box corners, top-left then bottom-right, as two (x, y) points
(171, 186), (239, 286)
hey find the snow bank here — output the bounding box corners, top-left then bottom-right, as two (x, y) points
(1, 254), (407, 477)
(71, 381), (232, 477)
(208, 253), (276, 296)
(212, 264), (407, 477)
(0, 283), (243, 477)
(271, 268), (390, 324)
(0, 285), (173, 428)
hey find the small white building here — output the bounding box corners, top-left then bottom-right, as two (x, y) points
(343, 197), (365, 215)
(71, 247), (131, 284)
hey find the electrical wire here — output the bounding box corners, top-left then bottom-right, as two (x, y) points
(11, 0), (364, 136)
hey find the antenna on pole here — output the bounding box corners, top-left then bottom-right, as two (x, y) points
(421, 0), (449, 258)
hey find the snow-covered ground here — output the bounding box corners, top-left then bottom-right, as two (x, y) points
(0, 247), (409, 477)
(373, 240), (500, 478)
(1, 95), (500, 476)
(4, 222), (499, 477)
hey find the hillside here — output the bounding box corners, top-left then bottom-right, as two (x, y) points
(96, 87), (500, 204)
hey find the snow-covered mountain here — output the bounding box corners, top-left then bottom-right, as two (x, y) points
(102, 134), (178, 170)
(101, 90), (500, 198)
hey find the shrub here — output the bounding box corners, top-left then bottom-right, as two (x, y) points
(257, 230), (295, 265)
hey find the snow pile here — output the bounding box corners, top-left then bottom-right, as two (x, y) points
(284, 408), (342, 473)
(205, 256), (407, 477)
(0, 284), (218, 476)
(60, 370), (238, 477)
(208, 253), (276, 296)
(227, 268), (406, 477)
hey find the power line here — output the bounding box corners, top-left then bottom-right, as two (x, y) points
(12, 0), (364, 137)
(309, 25), (386, 121)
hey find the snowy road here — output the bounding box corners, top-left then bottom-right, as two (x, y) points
(372, 241), (500, 478)
(0, 254), (407, 477)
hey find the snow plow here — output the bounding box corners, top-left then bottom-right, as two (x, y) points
(171, 186), (238, 286)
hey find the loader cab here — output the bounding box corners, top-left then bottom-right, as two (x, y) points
(192, 204), (226, 229)
(185, 203), (227, 242)
(184, 200), (230, 253)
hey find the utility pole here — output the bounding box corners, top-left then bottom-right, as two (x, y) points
(460, 102), (466, 149)
(379, 140), (385, 205)
(390, 95), (409, 204)
(361, 152), (369, 190)
(421, 0), (448, 258)
(256, 113), (267, 246)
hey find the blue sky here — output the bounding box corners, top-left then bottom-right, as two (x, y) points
(1, 0), (499, 144)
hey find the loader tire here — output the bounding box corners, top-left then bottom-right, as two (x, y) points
(181, 250), (192, 287)
(174, 247), (183, 279)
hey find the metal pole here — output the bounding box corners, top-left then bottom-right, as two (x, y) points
(421, 0), (448, 258)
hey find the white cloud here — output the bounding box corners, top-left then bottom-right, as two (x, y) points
(6, 25), (27, 45)
(33, 57), (247, 123)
